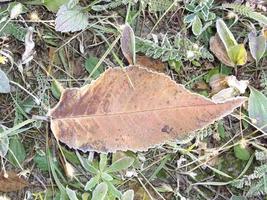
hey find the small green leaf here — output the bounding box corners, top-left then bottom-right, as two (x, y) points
(216, 19), (237, 50)
(0, 69), (10, 93)
(7, 136), (26, 166)
(55, 4), (88, 32)
(122, 190), (134, 200)
(168, 60), (183, 73)
(248, 87), (267, 132)
(234, 143), (250, 161)
(248, 32), (266, 63)
(34, 154), (49, 171)
(192, 15), (202, 36)
(99, 154), (107, 172)
(106, 157), (134, 173)
(85, 176), (99, 191)
(183, 14), (195, 24)
(85, 57), (104, 79)
(227, 44), (247, 66)
(77, 152), (99, 174)
(61, 147), (80, 165)
(44, 0), (68, 12)
(66, 187), (79, 200)
(101, 172), (113, 181)
(92, 182), (108, 200)
(106, 181), (122, 198)
(51, 80), (63, 100)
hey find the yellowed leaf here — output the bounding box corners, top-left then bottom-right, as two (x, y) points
(227, 44), (247, 66)
(49, 66), (246, 153)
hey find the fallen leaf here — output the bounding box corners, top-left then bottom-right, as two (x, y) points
(0, 171), (29, 192)
(49, 66), (246, 153)
(211, 75), (248, 103)
(226, 76), (249, 94)
(212, 87), (236, 103)
(136, 55), (165, 72)
(210, 34), (234, 67)
(209, 74), (228, 94)
(120, 23), (136, 65)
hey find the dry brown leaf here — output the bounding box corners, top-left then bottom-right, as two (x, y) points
(49, 66), (246, 153)
(210, 34), (234, 67)
(120, 24), (135, 65)
(209, 74), (228, 95)
(136, 55), (165, 72)
(0, 171), (29, 192)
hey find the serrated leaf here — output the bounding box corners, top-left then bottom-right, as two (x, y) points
(234, 144), (250, 161)
(216, 19), (237, 50)
(55, 4), (88, 33)
(227, 44), (247, 66)
(49, 67), (246, 153)
(92, 182), (108, 200)
(192, 16), (202, 36)
(248, 87), (267, 132)
(122, 190), (134, 200)
(0, 69), (10, 93)
(248, 32), (266, 63)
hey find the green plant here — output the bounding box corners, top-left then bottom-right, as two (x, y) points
(232, 163), (267, 197)
(222, 3), (267, 26)
(184, 0), (216, 36)
(77, 153), (135, 199)
(136, 34), (213, 62)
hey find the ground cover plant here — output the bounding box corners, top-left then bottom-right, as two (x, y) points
(0, 0), (267, 199)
